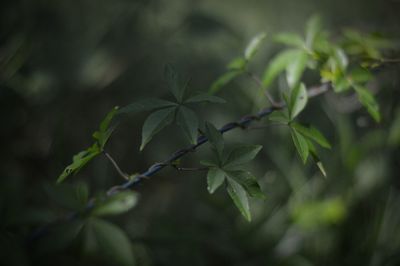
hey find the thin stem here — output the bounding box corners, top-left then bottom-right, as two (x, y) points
(174, 166), (208, 171)
(103, 151), (130, 180)
(245, 71), (281, 107)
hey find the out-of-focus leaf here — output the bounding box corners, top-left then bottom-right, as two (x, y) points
(83, 218), (135, 266)
(185, 93), (226, 104)
(227, 170), (265, 199)
(76, 182), (89, 205)
(91, 191), (138, 217)
(227, 178), (251, 221)
(227, 57), (247, 70)
(93, 106), (119, 149)
(200, 159), (218, 167)
(204, 121), (224, 155)
(57, 144), (101, 183)
(286, 50), (309, 88)
(44, 183), (85, 211)
(349, 67), (373, 83)
(165, 63), (186, 102)
(262, 49), (299, 88)
(289, 83), (308, 120)
(291, 128), (309, 164)
(291, 123), (331, 149)
(224, 145), (262, 169)
(305, 15), (322, 49)
(354, 86), (381, 122)
(269, 110), (290, 124)
(244, 32), (267, 60)
(209, 70), (241, 94)
(274, 33), (304, 48)
(140, 107), (176, 150)
(118, 98), (177, 114)
(309, 150), (327, 177)
(177, 106), (199, 144)
(207, 167), (225, 193)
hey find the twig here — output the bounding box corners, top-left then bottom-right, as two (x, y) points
(103, 151), (130, 180)
(245, 71), (282, 107)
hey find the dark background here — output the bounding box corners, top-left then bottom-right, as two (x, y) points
(1, 0), (400, 265)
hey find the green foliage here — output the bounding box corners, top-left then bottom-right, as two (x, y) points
(91, 191), (138, 217)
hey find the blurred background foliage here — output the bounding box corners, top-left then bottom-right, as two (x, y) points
(1, 0), (400, 265)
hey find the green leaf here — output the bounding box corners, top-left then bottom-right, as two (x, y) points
(93, 106), (119, 149)
(289, 83), (308, 120)
(305, 15), (322, 49)
(227, 178), (251, 221)
(204, 121), (224, 155)
(244, 32), (267, 60)
(118, 98), (177, 114)
(57, 144), (101, 183)
(140, 107), (176, 150)
(200, 159), (218, 167)
(309, 150), (327, 177)
(286, 50), (309, 88)
(91, 191), (138, 217)
(207, 167), (225, 193)
(176, 106), (199, 144)
(84, 218), (135, 266)
(224, 145), (262, 169)
(209, 70), (241, 94)
(291, 128), (309, 164)
(291, 123), (331, 149)
(75, 182), (89, 205)
(274, 33), (305, 48)
(165, 63), (186, 102)
(354, 86), (381, 122)
(269, 110), (290, 124)
(262, 49), (300, 88)
(185, 93), (226, 104)
(228, 57), (247, 70)
(226, 170), (265, 199)
(349, 67), (373, 83)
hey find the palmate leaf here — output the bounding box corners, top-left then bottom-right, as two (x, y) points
(207, 167), (225, 193)
(83, 218), (134, 266)
(223, 145), (262, 169)
(176, 106), (199, 144)
(291, 122), (331, 149)
(226, 170), (265, 199)
(204, 121), (224, 155)
(91, 191), (138, 217)
(165, 63), (186, 102)
(288, 83), (308, 120)
(140, 107), (176, 150)
(227, 178), (251, 221)
(354, 86), (381, 122)
(291, 128), (309, 164)
(57, 143), (101, 183)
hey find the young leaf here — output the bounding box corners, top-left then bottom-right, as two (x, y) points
(207, 167), (226, 193)
(227, 57), (247, 70)
(75, 182), (89, 205)
(244, 32), (267, 60)
(224, 145), (262, 169)
(354, 86), (381, 122)
(91, 191), (138, 217)
(209, 70), (241, 94)
(93, 106), (119, 149)
(84, 218), (135, 266)
(185, 93), (226, 104)
(226, 170), (265, 199)
(291, 123), (331, 149)
(291, 128), (309, 164)
(289, 83), (308, 120)
(262, 49), (300, 88)
(165, 63), (186, 102)
(305, 15), (322, 49)
(274, 33), (305, 48)
(140, 107), (176, 150)
(118, 98), (177, 114)
(269, 110), (290, 124)
(227, 178), (251, 221)
(349, 67), (373, 83)
(176, 106), (199, 144)
(57, 144), (101, 183)
(204, 121), (224, 155)
(286, 50), (309, 88)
